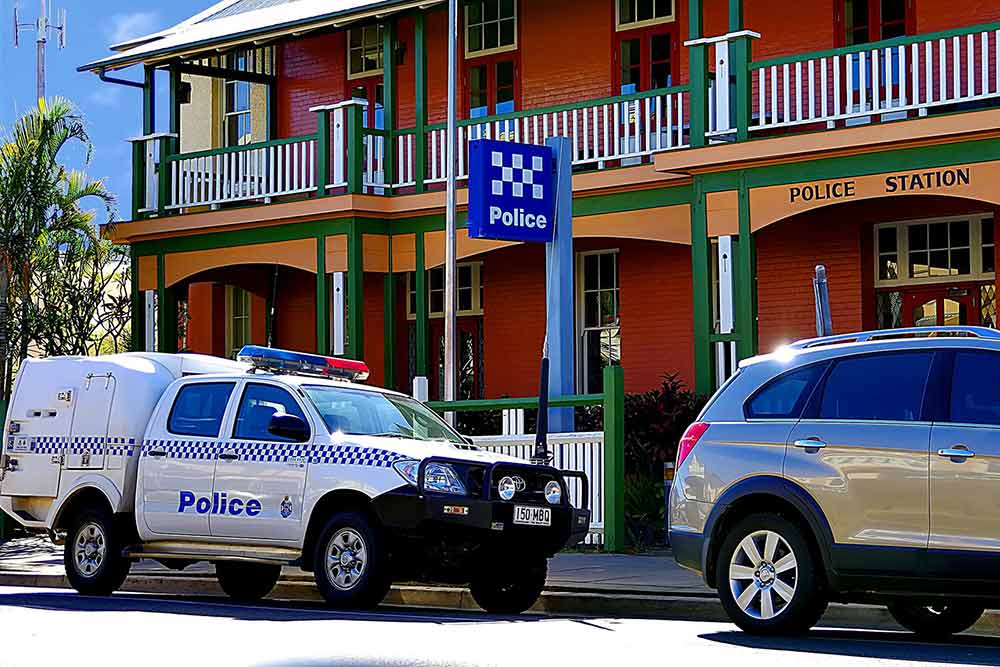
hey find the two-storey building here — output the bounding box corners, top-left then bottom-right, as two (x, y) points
(82, 0), (1000, 400)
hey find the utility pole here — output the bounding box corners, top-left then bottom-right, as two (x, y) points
(13, 0), (68, 102)
(443, 0), (458, 419)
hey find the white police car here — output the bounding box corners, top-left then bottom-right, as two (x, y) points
(0, 346), (590, 612)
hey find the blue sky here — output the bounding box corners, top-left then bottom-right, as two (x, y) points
(0, 0), (207, 223)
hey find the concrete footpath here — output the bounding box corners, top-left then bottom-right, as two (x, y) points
(2, 536), (998, 635)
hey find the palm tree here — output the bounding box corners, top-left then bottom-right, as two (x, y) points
(0, 98), (115, 398)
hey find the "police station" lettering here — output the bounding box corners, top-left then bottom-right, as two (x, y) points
(178, 490), (262, 516)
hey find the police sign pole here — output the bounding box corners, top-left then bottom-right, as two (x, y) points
(468, 137), (573, 461)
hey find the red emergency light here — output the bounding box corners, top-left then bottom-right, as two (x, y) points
(236, 346), (370, 382)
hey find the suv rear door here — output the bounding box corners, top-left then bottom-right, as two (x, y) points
(785, 351), (935, 572)
(928, 349), (1000, 575)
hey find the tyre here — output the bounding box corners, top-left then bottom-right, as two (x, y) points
(887, 601), (984, 639)
(716, 513), (827, 635)
(215, 562), (281, 603)
(64, 507), (131, 596)
(469, 556), (547, 614)
(312, 511), (391, 609)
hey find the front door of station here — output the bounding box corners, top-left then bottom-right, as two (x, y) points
(903, 286), (980, 327)
(429, 318), (483, 402)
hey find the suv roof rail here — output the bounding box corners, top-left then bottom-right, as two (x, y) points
(788, 326), (1000, 350)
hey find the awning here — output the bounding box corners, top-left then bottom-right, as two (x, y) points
(79, 0), (443, 73)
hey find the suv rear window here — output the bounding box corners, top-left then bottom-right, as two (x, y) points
(818, 352), (933, 422)
(746, 364), (826, 419)
(168, 382), (235, 438)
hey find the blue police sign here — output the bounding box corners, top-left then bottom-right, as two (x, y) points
(468, 139), (556, 243)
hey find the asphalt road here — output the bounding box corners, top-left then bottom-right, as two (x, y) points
(1, 586), (999, 667)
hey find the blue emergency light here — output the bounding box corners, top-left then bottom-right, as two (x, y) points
(236, 346), (370, 382)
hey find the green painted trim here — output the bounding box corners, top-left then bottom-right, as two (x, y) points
(414, 13), (427, 193)
(752, 21), (1000, 70)
(347, 104), (365, 195)
(415, 231), (428, 376)
(573, 184), (694, 218)
(166, 134), (319, 162)
(316, 236), (328, 354)
(690, 177), (712, 394)
(422, 85), (691, 132)
(131, 218), (353, 256)
(735, 173), (757, 359)
(731, 35), (752, 142)
(602, 365), (625, 553)
(156, 254), (178, 353)
(130, 246), (144, 352)
(383, 18), (397, 193)
(426, 394), (603, 412)
(728, 0), (743, 32)
(175, 62), (276, 86)
(268, 82), (278, 141)
(131, 141), (146, 221)
(688, 0), (703, 39)
(156, 136), (172, 218)
(316, 110), (331, 197)
(347, 224), (364, 360)
(142, 66), (155, 135)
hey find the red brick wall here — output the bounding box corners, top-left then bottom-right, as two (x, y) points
(276, 31), (347, 138)
(272, 268), (316, 353)
(363, 273), (387, 387)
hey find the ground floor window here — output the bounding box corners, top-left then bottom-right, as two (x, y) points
(406, 262), (484, 319)
(226, 286), (252, 358)
(577, 250), (621, 394)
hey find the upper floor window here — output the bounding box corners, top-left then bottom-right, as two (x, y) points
(348, 24), (384, 79)
(407, 262), (484, 319)
(223, 51), (255, 147)
(842, 0), (909, 45)
(616, 0), (675, 31)
(466, 0), (517, 57)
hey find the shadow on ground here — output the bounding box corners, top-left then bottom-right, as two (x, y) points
(702, 629), (1000, 666)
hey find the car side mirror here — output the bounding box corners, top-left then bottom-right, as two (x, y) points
(462, 435), (475, 446)
(268, 413), (310, 443)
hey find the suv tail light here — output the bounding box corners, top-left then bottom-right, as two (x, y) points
(676, 422), (710, 468)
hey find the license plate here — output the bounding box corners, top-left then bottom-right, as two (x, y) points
(512, 505), (551, 527)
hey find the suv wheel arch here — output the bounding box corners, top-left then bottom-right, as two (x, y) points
(301, 489), (376, 572)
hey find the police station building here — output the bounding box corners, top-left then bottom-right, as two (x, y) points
(84, 0), (1000, 398)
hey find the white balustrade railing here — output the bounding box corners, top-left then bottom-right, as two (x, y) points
(167, 136), (317, 209)
(751, 25), (1000, 132)
(471, 432), (605, 545)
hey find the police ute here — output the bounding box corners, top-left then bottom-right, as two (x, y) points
(0, 347), (591, 612)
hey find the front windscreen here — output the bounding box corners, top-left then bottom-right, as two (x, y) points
(302, 385), (465, 444)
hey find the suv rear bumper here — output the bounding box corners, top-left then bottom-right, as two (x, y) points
(670, 529), (706, 576)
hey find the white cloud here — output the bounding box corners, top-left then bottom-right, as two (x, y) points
(89, 87), (121, 107)
(107, 11), (160, 45)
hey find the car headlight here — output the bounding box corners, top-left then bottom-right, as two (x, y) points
(545, 481), (562, 505)
(392, 459), (467, 495)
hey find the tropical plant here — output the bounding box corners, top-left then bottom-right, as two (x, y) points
(0, 98), (115, 398)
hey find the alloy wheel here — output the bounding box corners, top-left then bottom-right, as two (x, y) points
(728, 529), (798, 620)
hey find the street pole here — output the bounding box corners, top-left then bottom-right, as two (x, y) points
(444, 0), (458, 419)
(13, 0), (67, 103)
(36, 0), (46, 101)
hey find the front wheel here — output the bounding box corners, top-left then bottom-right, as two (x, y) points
(888, 601), (984, 639)
(716, 513), (827, 635)
(470, 556), (547, 614)
(216, 562), (281, 602)
(312, 511), (391, 609)
(64, 508), (131, 596)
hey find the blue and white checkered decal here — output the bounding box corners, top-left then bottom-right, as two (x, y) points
(142, 439), (403, 468)
(11, 436), (137, 457)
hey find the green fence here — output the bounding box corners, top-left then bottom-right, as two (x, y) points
(428, 366), (625, 552)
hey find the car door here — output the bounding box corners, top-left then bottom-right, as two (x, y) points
(140, 381), (237, 537)
(785, 350), (935, 574)
(210, 381), (310, 542)
(928, 348), (1000, 578)
(65, 372), (115, 471)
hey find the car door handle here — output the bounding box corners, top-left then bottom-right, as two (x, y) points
(218, 451), (239, 461)
(937, 447), (975, 460)
(793, 438), (827, 449)
(147, 450), (167, 458)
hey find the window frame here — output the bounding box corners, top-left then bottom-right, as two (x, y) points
(465, 54), (520, 122)
(464, 0), (519, 59)
(406, 261), (484, 320)
(615, 0), (676, 32)
(225, 285), (253, 359)
(612, 22), (679, 95)
(743, 362), (830, 422)
(576, 248), (622, 394)
(836, 0), (915, 47)
(166, 381), (237, 439)
(231, 381), (312, 443)
(874, 214), (996, 289)
(347, 24), (385, 81)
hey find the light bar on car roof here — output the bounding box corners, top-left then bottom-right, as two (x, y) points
(236, 346), (370, 382)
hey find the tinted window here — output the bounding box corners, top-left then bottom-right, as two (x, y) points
(950, 351), (1000, 425)
(233, 384), (309, 442)
(747, 364), (826, 419)
(819, 352), (933, 421)
(168, 383), (235, 438)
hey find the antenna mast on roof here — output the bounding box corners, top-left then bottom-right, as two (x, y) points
(13, 0), (68, 102)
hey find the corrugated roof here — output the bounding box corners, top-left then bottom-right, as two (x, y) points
(200, 0), (311, 23)
(81, 0), (441, 73)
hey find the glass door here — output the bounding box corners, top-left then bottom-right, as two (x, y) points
(430, 318), (484, 401)
(903, 287), (980, 327)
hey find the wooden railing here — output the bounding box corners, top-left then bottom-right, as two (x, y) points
(748, 22), (1000, 132)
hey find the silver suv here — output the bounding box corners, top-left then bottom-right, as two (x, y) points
(670, 326), (1000, 637)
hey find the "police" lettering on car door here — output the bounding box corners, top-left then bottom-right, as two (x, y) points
(178, 491), (262, 516)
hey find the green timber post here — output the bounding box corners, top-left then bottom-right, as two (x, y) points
(160, 65), (182, 217)
(414, 11), (428, 193)
(414, 232), (428, 376)
(347, 223), (364, 360)
(346, 103), (366, 195)
(131, 141), (146, 221)
(156, 255), (178, 354)
(691, 177), (713, 394)
(383, 18), (397, 192)
(728, 0), (752, 142)
(143, 65), (155, 135)
(602, 365), (625, 553)
(688, 0), (708, 147)
(316, 109), (331, 197)
(383, 235), (396, 389)
(735, 172), (758, 359)
(316, 237), (329, 354)
(130, 247), (144, 352)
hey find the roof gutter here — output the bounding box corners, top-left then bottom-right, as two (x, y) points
(98, 67), (146, 89)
